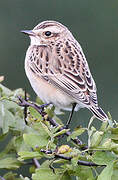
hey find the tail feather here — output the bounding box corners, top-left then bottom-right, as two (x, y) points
(90, 106), (108, 121)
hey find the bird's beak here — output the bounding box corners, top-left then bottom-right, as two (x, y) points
(21, 30), (35, 36)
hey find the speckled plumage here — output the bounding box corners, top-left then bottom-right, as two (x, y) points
(23, 20), (108, 121)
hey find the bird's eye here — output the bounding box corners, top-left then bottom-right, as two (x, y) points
(45, 31), (52, 37)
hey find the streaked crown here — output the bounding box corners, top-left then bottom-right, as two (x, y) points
(33, 20), (67, 31)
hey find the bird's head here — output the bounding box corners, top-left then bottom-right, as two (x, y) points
(21, 20), (72, 46)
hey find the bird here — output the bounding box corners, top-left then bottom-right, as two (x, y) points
(21, 20), (108, 126)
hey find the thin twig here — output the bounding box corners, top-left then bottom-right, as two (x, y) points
(77, 160), (105, 167)
(32, 158), (40, 168)
(24, 90), (28, 124)
(55, 154), (101, 166)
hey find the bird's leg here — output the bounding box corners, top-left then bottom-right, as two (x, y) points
(65, 103), (76, 129)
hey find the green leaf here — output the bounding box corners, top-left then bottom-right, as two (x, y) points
(111, 127), (118, 140)
(101, 139), (118, 150)
(18, 151), (41, 161)
(88, 125), (96, 148)
(32, 122), (51, 137)
(71, 156), (79, 166)
(31, 122), (54, 141)
(3, 99), (22, 112)
(14, 136), (30, 152)
(0, 84), (12, 96)
(53, 128), (69, 138)
(97, 162), (114, 180)
(111, 161), (118, 180)
(12, 115), (26, 132)
(92, 151), (116, 165)
(32, 167), (71, 180)
(29, 107), (43, 120)
(88, 116), (96, 130)
(69, 127), (86, 140)
(90, 131), (104, 148)
(32, 160), (60, 180)
(59, 171), (72, 180)
(32, 160), (72, 180)
(36, 96), (44, 105)
(32, 168), (60, 180)
(12, 88), (25, 99)
(23, 133), (49, 149)
(45, 106), (55, 118)
(0, 101), (16, 134)
(100, 121), (108, 131)
(0, 155), (22, 169)
(3, 172), (22, 180)
(0, 100), (25, 133)
(67, 164), (94, 180)
(0, 132), (8, 141)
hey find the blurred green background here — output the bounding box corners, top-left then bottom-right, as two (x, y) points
(0, 1), (118, 133)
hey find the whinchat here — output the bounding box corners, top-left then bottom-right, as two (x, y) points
(22, 20), (108, 122)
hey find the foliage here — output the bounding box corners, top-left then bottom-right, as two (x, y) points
(0, 77), (118, 180)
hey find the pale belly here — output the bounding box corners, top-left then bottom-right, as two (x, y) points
(25, 64), (76, 110)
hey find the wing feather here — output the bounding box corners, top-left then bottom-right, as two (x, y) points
(28, 43), (98, 107)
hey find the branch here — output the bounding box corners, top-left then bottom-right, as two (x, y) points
(18, 96), (88, 150)
(41, 149), (105, 167)
(18, 96), (106, 167)
(55, 154), (105, 166)
(77, 160), (105, 167)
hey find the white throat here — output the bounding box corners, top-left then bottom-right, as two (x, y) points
(30, 36), (41, 45)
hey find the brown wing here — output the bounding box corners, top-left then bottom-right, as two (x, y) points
(28, 43), (98, 108)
